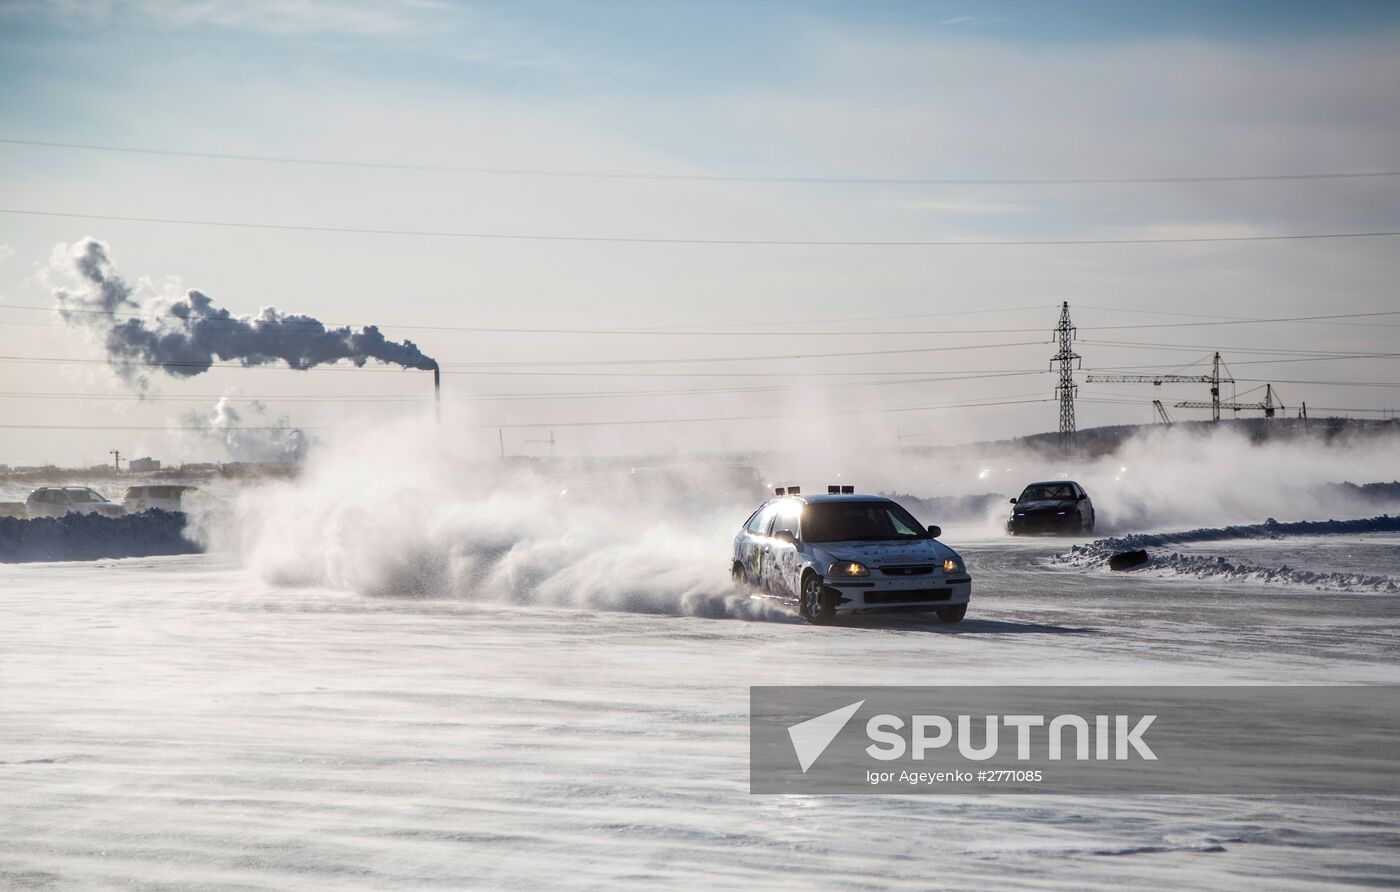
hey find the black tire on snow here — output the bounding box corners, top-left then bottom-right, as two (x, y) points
(799, 572), (835, 625)
(935, 604), (967, 624)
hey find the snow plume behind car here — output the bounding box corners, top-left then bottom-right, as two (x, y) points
(944, 424), (1400, 536)
(214, 417), (791, 621)
(51, 238), (439, 390)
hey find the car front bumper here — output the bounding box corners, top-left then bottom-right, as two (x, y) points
(826, 577), (971, 614)
(1007, 513), (1080, 534)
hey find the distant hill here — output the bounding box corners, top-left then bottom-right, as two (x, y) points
(957, 416), (1400, 458)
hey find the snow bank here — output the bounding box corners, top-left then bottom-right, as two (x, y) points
(0, 510), (201, 563)
(1055, 515), (1400, 592)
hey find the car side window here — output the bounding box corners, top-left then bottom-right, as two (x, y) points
(769, 502), (801, 537)
(744, 504), (778, 532)
(745, 505), (771, 534)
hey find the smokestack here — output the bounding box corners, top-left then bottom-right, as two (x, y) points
(433, 367), (441, 422)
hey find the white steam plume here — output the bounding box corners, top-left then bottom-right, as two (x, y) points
(53, 238), (439, 389)
(175, 396), (312, 464)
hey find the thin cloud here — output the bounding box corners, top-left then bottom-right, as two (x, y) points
(8, 0), (453, 35)
(939, 15), (1008, 28)
(900, 200), (1030, 215)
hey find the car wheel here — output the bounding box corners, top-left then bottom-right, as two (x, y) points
(799, 572), (834, 625)
(731, 561), (746, 584)
(935, 604), (967, 624)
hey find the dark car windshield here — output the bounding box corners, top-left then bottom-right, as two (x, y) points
(802, 500), (926, 543)
(1019, 484), (1075, 502)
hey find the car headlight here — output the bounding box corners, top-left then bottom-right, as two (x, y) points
(831, 561), (869, 577)
(943, 557), (964, 573)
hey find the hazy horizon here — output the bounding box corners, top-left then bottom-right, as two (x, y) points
(2, 0), (1399, 466)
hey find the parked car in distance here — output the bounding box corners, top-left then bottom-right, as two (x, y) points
(25, 486), (125, 518)
(122, 484), (198, 514)
(1007, 481), (1095, 535)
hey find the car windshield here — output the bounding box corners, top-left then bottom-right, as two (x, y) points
(802, 501), (925, 543)
(1020, 484), (1075, 501)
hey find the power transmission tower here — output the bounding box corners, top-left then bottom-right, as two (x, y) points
(109, 449), (122, 473)
(1051, 302), (1080, 449)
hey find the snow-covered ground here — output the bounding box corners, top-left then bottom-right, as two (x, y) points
(4, 536), (1399, 890)
(1055, 517), (1400, 592)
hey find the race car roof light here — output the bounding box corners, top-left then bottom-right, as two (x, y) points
(786, 486), (801, 495)
(840, 485), (855, 494)
(774, 487), (784, 495)
(827, 485), (841, 494)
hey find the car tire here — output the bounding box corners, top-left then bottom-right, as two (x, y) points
(799, 572), (835, 625)
(935, 604), (967, 624)
(731, 561), (746, 584)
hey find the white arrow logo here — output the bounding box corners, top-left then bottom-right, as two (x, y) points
(787, 700), (865, 773)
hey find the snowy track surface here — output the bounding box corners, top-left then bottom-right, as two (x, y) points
(1056, 516), (1400, 592)
(3, 543), (1399, 890)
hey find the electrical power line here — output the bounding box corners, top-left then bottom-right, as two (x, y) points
(1080, 397), (1398, 416)
(0, 395), (1053, 431)
(6, 137), (1399, 186)
(4, 208), (1399, 247)
(1233, 377), (1400, 388)
(1081, 339), (1400, 357)
(0, 369), (1049, 404)
(0, 339), (1042, 373)
(7, 302), (1400, 335)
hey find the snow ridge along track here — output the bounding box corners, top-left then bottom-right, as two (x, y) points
(1056, 515), (1400, 592)
(0, 510), (201, 563)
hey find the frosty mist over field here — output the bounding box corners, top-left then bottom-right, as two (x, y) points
(209, 416), (1400, 618)
(51, 238), (439, 390)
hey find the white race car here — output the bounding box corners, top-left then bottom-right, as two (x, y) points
(731, 486), (972, 624)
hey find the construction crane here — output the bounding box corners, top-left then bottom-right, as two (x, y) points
(1086, 352), (1234, 421)
(1177, 384), (1283, 418)
(896, 428), (927, 447)
(527, 430), (557, 458)
(1152, 400), (1173, 424)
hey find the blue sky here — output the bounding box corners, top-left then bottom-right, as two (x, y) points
(0, 2), (1398, 464)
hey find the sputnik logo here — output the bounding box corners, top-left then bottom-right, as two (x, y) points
(787, 700), (864, 773)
